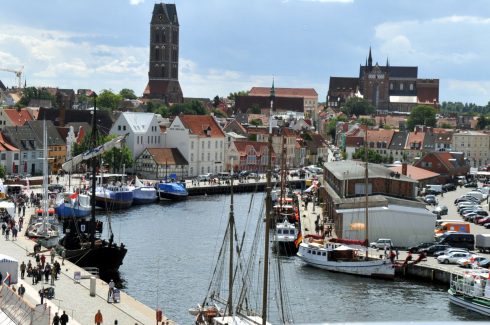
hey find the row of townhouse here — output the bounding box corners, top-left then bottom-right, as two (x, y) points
(341, 123), (490, 168)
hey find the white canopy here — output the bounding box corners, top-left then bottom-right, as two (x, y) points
(0, 201), (15, 217)
(0, 254), (18, 284)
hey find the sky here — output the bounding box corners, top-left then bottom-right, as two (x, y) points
(2, 0), (490, 105)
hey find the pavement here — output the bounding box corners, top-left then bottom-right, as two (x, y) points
(1, 178), (177, 325)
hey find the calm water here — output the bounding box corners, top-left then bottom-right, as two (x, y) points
(97, 193), (487, 324)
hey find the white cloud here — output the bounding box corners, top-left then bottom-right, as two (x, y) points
(300, 0), (353, 3)
(129, 0), (144, 5)
(432, 15), (490, 25)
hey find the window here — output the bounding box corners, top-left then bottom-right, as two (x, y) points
(191, 142), (194, 149)
(123, 126), (126, 131)
(208, 141), (210, 149)
(0, 153), (5, 160)
(207, 153), (210, 161)
(201, 153), (204, 161)
(191, 153), (194, 162)
(118, 125), (121, 131)
(409, 83), (414, 91)
(215, 141), (218, 149)
(202, 142), (204, 149)
(390, 83), (393, 90)
(14, 153), (18, 160)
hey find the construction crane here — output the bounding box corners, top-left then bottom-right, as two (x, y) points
(0, 66), (23, 88)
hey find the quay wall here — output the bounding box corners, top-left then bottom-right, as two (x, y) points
(187, 179), (305, 196)
(0, 285), (50, 325)
(397, 264), (451, 284)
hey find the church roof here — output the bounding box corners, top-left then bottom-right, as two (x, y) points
(249, 87), (317, 98)
(328, 77), (359, 92)
(359, 66), (418, 79)
(151, 3), (179, 25)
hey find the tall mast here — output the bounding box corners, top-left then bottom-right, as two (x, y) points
(42, 118), (48, 233)
(262, 79), (275, 324)
(364, 124), (369, 257)
(227, 160), (235, 316)
(90, 93), (98, 249)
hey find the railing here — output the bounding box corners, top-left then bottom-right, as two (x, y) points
(82, 267), (99, 277)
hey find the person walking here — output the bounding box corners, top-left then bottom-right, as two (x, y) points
(12, 226), (17, 241)
(18, 216), (23, 231)
(51, 266), (56, 285)
(22, 205), (26, 217)
(20, 261), (26, 279)
(50, 248), (56, 264)
(94, 310), (103, 325)
(60, 311), (69, 325)
(40, 254), (46, 269)
(108, 279), (115, 302)
(39, 287), (44, 305)
(52, 312), (60, 325)
(18, 284), (25, 298)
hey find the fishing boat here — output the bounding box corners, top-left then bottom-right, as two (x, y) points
(296, 125), (395, 279)
(131, 176), (158, 204)
(448, 269), (490, 316)
(95, 183), (134, 210)
(25, 120), (60, 248)
(156, 181), (188, 201)
(55, 192), (91, 218)
(57, 94), (127, 277)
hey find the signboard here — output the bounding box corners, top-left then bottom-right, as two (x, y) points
(74, 271), (81, 283)
(113, 288), (120, 303)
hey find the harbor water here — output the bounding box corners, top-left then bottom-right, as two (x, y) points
(96, 193), (487, 324)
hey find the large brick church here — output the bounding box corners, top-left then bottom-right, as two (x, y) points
(143, 3), (183, 103)
(327, 48), (439, 113)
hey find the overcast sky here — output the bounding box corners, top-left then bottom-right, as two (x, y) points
(1, 0), (490, 105)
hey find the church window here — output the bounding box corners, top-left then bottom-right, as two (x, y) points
(172, 29), (178, 44)
(171, 65), (178, 79)
(390, 83), (393, 90)
(161, 65), (166, 77)
(400, 83), (404, 91)
(163, 46), (168, 60)
(409, 83), (414, 91)
(155, 48), (160, 60)
(172, 49), (178, 62)
(162, 30), (166, 43)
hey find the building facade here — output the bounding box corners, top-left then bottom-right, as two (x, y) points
(452, 131), (490, 168)
(143, 3), (183, 103)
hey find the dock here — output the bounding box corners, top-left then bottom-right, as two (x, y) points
(0, 204), (177, 325)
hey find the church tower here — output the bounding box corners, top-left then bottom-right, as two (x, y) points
(143, 3), (183, 103)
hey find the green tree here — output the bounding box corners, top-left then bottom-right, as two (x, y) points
(212, 109), (226, 118)
(227, 90), (249, 100)
(440, 122), (454, 129)
(170, 100), (207, 115)
(249, 104), (261, 114)
(16, 87), (55, 107)
(406, 105), (437, 130)
(325, 116), (348, 140)
(352, 147), (384, 164)
(0, 165), (5, 179)
(213, 95), (221, 108)
(97, 89), (122, 111)
(476, 115), (489, 130)
(250, 118), (262, 126)
(119, 88), (137, 100)
(147, 102), (170, 117)
(341, 97), (375, 116)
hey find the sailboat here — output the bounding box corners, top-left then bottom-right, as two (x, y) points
(131, 176), (158, 204)
(25, 119), (60, 248)
(296, 125), (395, 279)
(57, 94), (127, 276)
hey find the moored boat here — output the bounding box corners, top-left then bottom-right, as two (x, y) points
(157, 182), (188, 201)
(131, 176), (158, 204)
(95, 184), (134, 210)
(55, 192), (91, 218)
(448, 269), (490, 316)
(272, 219), (300, 256)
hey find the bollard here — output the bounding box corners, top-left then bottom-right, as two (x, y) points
(90, 276), (96, 297)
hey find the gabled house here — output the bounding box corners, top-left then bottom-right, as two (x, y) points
(388, 131), (409, 162)
(414, 152), (469, 183)
(227, 141), (275, 172)
(0, 108), (34, 129)
(27, 120), (66, 174)
(255, 127), (297, 168)
(296, 131), (329, 166)
(222, 119), (247, 136)
(405, 131), (425, 162)
(110, 112), (163, 162)
(2, 125), (43, 175)
(165, 115), (226, 176)
(134, 147), (188, 180)
(0, 132), (19, 174)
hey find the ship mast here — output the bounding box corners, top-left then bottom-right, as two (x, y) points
(227, 160), (235, 316)
(364, 124), (369, 258)
(90, 92), (98, 249)
(262, 79), (275, 324)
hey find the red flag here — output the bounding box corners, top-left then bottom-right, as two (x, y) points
(294, 231), (303, 248)
(70, 193), (78, 200)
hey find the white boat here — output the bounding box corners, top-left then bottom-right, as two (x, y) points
(448, 269), (490, 316)
(131, 176), (157, 205)
(272, 220), (299, 255)
(296, 126), (395, 280)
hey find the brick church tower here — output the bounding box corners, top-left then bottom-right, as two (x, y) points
(143, 3), (183, 103)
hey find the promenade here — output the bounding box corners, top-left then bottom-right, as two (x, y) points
(1, 189), (177, 325)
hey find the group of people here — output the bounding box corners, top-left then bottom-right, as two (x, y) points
(21, 250), (61, 286)
(1, 213), (19, 240)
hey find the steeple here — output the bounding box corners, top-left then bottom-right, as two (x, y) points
(386, 57), (390, 67)
(365, 57), (367, 67)
(368, 46), (373, 69)
(269, 77), (275, 111)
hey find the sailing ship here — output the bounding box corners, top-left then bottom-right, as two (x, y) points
(57, 95), (127, 276)
(448, 269), (490, 316)
(131, 176), (158, 204)
(25, 119), (60, 248)
(296, 125), (395, 279)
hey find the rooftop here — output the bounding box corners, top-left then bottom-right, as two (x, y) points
(325, 160), (417, 183)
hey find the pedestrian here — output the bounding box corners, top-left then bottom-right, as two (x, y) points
(94, 310), (103, 325)
(5, 227), (9, 240)
(395, 248), (399, 260)
(18, 284), (25, 298)
(39, 287), (44, 305)
(40, 254), (46, 269)
(51, 248), (56, 264)
(32, 268), (37, 285)
(18, 216), (23, 231)
(44, 264), (50, 283)
(12, 227), (17, 241)
(108, 279), (115, 302)
(51, 266), (56, 285)
(53, 312), (60, 325)
(1, 222), (6, 235)
(60, 311), (69, 325)
(61, 250), (65, 265)
(22, 205), (25, 217)
(20, 261), (26, 279)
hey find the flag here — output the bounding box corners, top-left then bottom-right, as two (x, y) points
(70, 192), (79, 200)
(3, 272), (11, 286)
(294, 231), (303, 248)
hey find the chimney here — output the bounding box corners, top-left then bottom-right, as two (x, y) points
(402, 162), (408, 176)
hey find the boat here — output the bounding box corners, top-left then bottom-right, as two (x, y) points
(55, 192), (91, 218)
(131, 176), (158, 204)
(272, 220), (300, 255)
(297, 125), (395, 279)
(95, 183), (134, 210)
(448, 268), (490, 316)
(156, 181), (188, 201)
(25, 119), (60, 248)
(57, 94), (127, 277)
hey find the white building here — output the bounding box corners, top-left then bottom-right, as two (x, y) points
(109, 112), (163, 161)
(165, 115), (225, 177)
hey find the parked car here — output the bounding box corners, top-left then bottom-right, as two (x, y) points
(437, 251), (472, 264)
(369, 238), (393, 249)
(457, 256), (489, 268)
(408, 242), (435, 253)
(247, 173), (259, 179)
(197, 173), (213, 181)
(464, 181), (478, 188)
(454, 196), (480, 204)
(443, 183), (457, 192)
(238, 171), (250, 178)
(419, 244), (451, 256)
(433, 247), (469, 257)
(432, 205), (448, 216)
(424, 195), (438, 205)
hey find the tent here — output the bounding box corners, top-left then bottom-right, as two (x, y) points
(0, 201), (15, 218)
(0, 254), (18, 284)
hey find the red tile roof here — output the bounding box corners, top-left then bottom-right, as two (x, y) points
(146, 148), (188, 165)
(234, 141), (274, 157)
(367, 129), (395, 144)
(405, 131), (425, 149)
(179, 115), (225, 138)
(249, 87), (318, 98)
(3, 109), (33, 126)
(0, 132), (18, 152)
(389, 165), (439, 181)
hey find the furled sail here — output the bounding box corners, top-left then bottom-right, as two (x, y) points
(62, 133), (128, 173)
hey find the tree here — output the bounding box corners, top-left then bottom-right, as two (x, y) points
(147, 102), (170, 117)
(0, 165), (5, 179)
(250, 119), (262, 126)
(97, 89), (122, 111)
(476, 115), (489, 130)
(119, 88), (137, 100)
(169, 100), (207, 115)
(341, 97), (375, 116)
(352, 147), (385, 164)
(16, 87), (55, 107)
(227, 90), (249, 100)
(249, 104), (261, 114)
(213, 95), (221, 108)
(406, 105), (437, 130)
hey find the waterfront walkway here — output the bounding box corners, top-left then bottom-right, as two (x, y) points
(2, 203), (176, 325)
